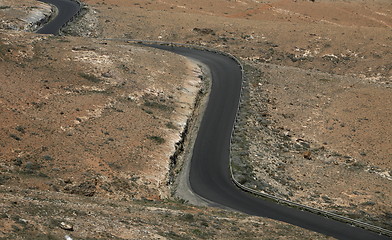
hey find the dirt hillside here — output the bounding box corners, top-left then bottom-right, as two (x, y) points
(81, 0), (391, 230)
(0, 0), (337, 239)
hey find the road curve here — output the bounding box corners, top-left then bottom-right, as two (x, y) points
(36, 1), (389, 239)
(148, 45), (389, 240)
(37, 0), (80, 35)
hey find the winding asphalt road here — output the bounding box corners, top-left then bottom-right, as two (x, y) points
(150, 45), (389, 240)
(37, 0), (79, 34)
(37, 1), (389, 239)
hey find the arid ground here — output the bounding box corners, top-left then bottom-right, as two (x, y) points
(78, 0), (391, 230)
(0, 0), (391, 238)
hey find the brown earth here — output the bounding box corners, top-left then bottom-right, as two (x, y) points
(0, 0), (391, 237)
(0, 1), (336, 239)
(232, 62), (392, 229)
(0, 186), (330, 240)
(79, 0), (391, 230)
(0, 29), (205, 201)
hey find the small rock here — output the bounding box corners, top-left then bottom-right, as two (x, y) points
(193, 27), (215, 35)
(13, 158), (23, 166)
(64, 179), (72, 184)
(303, 151), (312, 159)
(361, 201), (376, 206)
(322, 195), (333, 203)
(65, 235), (73, 240)
(295, 138), (310, 149)
(60, 222), (74, 231)
(101, 71), (113, 78)
(42, 155), (53, 161)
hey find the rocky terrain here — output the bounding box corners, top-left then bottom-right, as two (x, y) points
(80, 0), (391, 231)
(0, 28), (211, 201)
(0, 0), (53, 32)
(232, 62), (392, 230)
(0, 0), (336, 239)
(1, 185), (331, 240)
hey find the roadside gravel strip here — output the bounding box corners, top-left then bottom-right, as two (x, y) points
(36, 0), (390, 239)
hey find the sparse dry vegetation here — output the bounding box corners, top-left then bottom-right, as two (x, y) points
(0, 0), (390, 238)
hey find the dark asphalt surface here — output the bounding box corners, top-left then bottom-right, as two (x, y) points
(36, 1), (389, 239)
(37, 0), (79, 35)
(149, 44), (389, 240)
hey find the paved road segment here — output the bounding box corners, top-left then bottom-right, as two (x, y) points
(36, 1), (390, 239)
(37, 0), (79, 35)
(149, 44), (389, 240)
